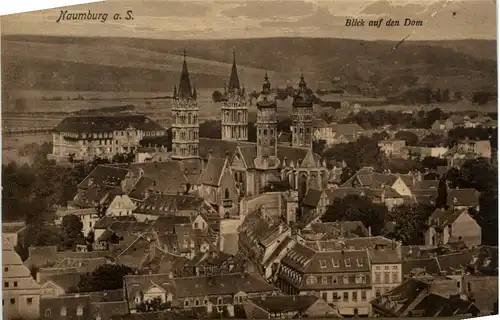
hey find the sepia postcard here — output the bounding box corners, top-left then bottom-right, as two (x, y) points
(0, 0), (498, 319)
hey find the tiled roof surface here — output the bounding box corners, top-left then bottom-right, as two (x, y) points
(447, 188), (480, 207)
(54, 115), (164, 133)
(199, 156), (226, 186)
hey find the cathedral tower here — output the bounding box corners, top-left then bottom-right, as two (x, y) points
(291, 73), (314, 148)
(221, 49), (248, 141)
(171, 50), (199, 160)
(254, 72), (279, 170)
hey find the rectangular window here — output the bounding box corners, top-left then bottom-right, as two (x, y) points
(343, 292), (349, 302)
(352, 292), (358, 301)
(361, 291), (367, 301)
(333, 292), (339, 300)
(27, 298), (33, 305)
(4, 267), (8, 272)
(4, 282), (8, 288)
(392, 272), (399, 283)
(375, 272), (381, 284)
(384, 272), (390, 283)
(322, 292), (328, 302)
(13, 282), (17, 287)
(10, 298), (15, 305)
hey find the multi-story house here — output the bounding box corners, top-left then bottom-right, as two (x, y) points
(425, 207), (482, 248)
(124, 273), (278, 315)
(49, 115), (166, 162)
(378, 140), (406, 158)
(313, 123), (364, 146)
(3, 237), (41, 320)
(370, 248), (402, 298)
(456, 140), (492, 159)
(277, 242), (373, 317)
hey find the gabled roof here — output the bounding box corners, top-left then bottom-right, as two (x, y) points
(77, 165), (129, 190)
(199, 156), (227, 187)
(447, 188), (480, 207)
(54, 115), (164, 133)
(249, 295), (320, 314)
(429, 207), (471, 228)
(41, 272), (87, 292)
(301, 188), (324, 208)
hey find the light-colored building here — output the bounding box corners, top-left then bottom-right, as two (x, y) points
(313, 123), (364, 146)
(2, 221), (27, 249)
(49, 115), (166, 162)
(456, 140), (492, 159)
(277, 242), (373, 317)
(378, 140), (406, 158)
(425, 207), (482, 248)
(3, 237), (41, 320)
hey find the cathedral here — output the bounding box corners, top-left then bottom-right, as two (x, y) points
(170, 50), (334, 209)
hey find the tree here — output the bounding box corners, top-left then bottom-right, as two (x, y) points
(199, 120), (222, 139)
(136, 297), (171, 313)
(421, 157), (447, 170)
(435, 178), (448, 209)
(212, 90), (224, 102)
(61, 214), (84, 249)
(72, 264), (134, 293)
(313, 140), (327, 155)
(383, 204), (434, 245)
(323, 195), (388, 235)
(394, 131), (419, 146)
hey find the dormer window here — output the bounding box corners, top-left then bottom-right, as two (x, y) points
(319, 260), (327, 268)
(357, 258), (364, 267)
(343, 276), (349, 284)
(332, 276), (338, 284)
(321, 276), (327, 284)
(345, 259), (352, 267)
(217, 297), (223, 305)
(332, 259), (339, 268)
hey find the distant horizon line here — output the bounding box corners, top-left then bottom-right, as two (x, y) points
(1, 33), (496, 42)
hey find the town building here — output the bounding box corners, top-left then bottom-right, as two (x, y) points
(242, 295), (340, 319)
(3, 237), (41, 320)
(378, 140), (406, 158)
(425, 207), (482, 248)
(276, 242), (373, 317)
(123, 273), (278, 314)
(313, 123), (364, 146)
(291, 74), (314, 149)
(49, 115), (166, 162)
(2, 221), (27, 249)
(221, 50), (248, 141)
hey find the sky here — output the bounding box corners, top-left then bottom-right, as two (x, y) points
(0, 0), (496, 40)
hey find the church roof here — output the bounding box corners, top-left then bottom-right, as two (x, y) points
(228, 49), (240, 92)
(293, 74), (314, 107)
(177, 49), (195, 100)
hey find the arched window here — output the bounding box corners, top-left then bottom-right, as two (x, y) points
(217, 297), (223, 305)
(306, 276), (317, 285)
(184, 299), (190, 307)
(60, 307), (67, 316)
(76, 305), (83, 316)
(188, 113), (192, 124)
(224, 188), (230, 199)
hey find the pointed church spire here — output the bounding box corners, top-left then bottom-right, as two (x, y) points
(192, 84), (197, 99)
(262, 71), (271, 93)
(224, 81), (227, 95)
(299, 70), (307, 91)
(178, 48), (192, 99)
(228, 48), (240, 92)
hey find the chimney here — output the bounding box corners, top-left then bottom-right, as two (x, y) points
(168, 272), (174, 279)
(368, 226), (372, 237)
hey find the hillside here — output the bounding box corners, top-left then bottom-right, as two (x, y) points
(2, 35), (496, 101)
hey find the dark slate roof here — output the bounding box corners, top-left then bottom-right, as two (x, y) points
(402, 258), (441, 277)
(447, 188), (480, 207)
(54, 115), (164, 133)
(199, 156), (226, 186)
(43, 272), (87, 291)
(282, 242), (370, 274)
(91, 301), (129, 320)
(228, 50), (240, 91)
(40, 296), (92, 320)
(249, 295), (319, 314)
(77, 165), (129, 190)
(302, 189), (323, 208)
(94, 216), (137, 230)
(429, 207), (470, 228)
(177, 53), (193, 100)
